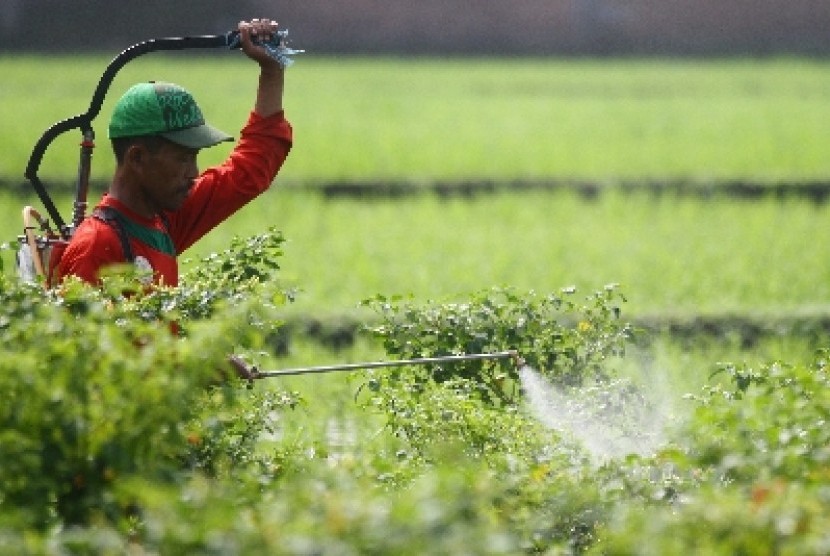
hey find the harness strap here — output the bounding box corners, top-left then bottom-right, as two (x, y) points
(92, 206), (134, 262)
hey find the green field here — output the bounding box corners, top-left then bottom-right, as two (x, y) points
(3, 55), (830, 317)
(4, 188), (830, 320)
(2, 54), (830, 330)
(3, 55), (830, 185)
(0, 54), (830, 346)
(222, 189), (830, 315)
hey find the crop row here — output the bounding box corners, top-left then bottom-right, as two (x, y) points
(7, 176), (830, 204)
(3, 56), (830, 183)
(257, 306), (830, 362)
(3, 189), (830, 318)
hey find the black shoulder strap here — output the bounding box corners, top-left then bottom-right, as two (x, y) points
(92, 206), (134, 263)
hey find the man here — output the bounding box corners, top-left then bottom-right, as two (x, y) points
(56, 18), (292, 287)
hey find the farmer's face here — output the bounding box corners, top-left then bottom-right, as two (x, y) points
(139, 140), (200, 212)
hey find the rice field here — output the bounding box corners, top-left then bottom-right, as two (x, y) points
(2, 54), (829, 328)
(2, 55), (830, 184)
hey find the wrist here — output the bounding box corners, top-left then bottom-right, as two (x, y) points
(258, 62), (284, 78)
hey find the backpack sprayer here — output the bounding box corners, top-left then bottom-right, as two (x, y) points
(15, 27), (304, 286)
(15, 26), (520, 379)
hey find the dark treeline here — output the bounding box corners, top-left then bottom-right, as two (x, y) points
(2, 0), (830, 56)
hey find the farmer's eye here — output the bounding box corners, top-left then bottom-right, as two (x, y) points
(177, 151), (198, 164)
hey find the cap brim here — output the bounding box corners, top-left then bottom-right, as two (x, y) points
(161, 124), (233, 149)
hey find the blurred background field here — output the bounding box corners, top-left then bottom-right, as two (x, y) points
(3, 56), (830, 185)
(3, 186), (830, 319)
(2, 54), (829, 365)
(194, 188), (830, 315)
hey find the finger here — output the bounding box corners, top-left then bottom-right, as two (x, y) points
(238, 20), (254, 48)
(250, 18), (262, 38)
(253, 18), (278, 39)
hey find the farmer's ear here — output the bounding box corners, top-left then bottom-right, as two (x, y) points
(124, 143), (148, 167)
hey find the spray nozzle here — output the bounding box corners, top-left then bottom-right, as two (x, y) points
(508, 349), (526, 369)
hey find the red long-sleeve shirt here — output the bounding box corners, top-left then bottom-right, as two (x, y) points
(56, 111), (293, 287)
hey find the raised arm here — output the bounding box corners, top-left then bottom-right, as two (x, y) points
(237, 18), (285, 117)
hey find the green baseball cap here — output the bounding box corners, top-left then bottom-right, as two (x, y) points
(108, 82), (233, 148)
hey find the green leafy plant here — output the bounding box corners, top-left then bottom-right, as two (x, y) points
(364, 285), (633, 405)
(0, 228), (293, 531)
(184, 387), (303, 479)
(116, 226), (291, 328)
(682, 353), (830, 486)
(0, 277), (209, 528)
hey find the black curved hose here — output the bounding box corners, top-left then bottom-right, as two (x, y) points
(24, 32), (236, 236)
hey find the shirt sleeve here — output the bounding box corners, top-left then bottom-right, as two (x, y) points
(166, 110), (293, 254)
